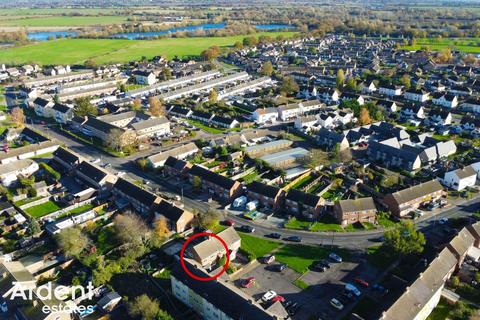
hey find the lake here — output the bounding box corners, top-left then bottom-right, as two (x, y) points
(27, 31), (78, 41)
(27, 23), (295, 41)
(112, 23), (295, 40)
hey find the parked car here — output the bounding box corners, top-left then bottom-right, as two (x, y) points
(241, 277), (256, 288)
(287, 302), (301, 316)
(372, 283), (388, 294)
(355, 278), (369, 287)
(262, 254), (275, 264)
(285, 236), (302, 242)
(223, 219), (235, 226)
(271, 295), (285, 303)
(239, 225), (255, 233)
(282, 300), (293, 309)
(312, 262), (327, 272)
(439, 217), (449, 225)
(262, 290), (277, 302)
(267, 233), (282, 239)
(345, 283), (361, 297)
(329, 253), (342, 263)
(270, 263), (287, 272)
(330, 298), (344, 310)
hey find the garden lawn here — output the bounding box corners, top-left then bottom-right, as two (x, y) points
(24, 200), (61, 218)
(14, 196), (44, 207)
(275, 244), (341, 274)
(239, 234), (280, 259)
(187, 119), (223, 134)
(284, 216), (345, 232)
(367, 245), (397, 269)
(0, 32), (297, 65)
(65, 203), (95, 215)
(427, 298), (455, 320)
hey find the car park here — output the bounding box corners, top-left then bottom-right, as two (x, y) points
(241, 277), (256, 288)
(329, 252), (342, 263)
(261, 290), (277, 302)
(330, 298), (344, 310)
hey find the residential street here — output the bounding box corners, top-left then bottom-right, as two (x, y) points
(29, 122), (480, 250)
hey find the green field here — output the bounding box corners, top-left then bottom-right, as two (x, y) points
(402, 38), (480, 53)
(0, 31), (297, 65)
(239, 233), (280, 259)
(0, 15), (129, 26)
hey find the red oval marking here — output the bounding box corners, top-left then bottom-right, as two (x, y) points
(179, 232), (230, 281)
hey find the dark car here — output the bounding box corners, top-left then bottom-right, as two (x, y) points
(239, 225), (255, 233)
(285, 236), (302, 242)
(312, 262), (327, 272)
(287, 303), (301, 316)
(269, 263), (287, 272)
(319, 259), (331, 269)
(267, 233), (281, 239)
(282, 300), (293, 309)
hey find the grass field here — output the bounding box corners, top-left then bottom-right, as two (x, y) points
(402, 37), (480, 53)
(239, 233), (280, 259)
(0, 15), (129, 27)
(0, 31), (297, 65)
(24, 200), (61, 218)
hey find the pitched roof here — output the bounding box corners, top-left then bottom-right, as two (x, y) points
(388, 180), (443, 205)
(76, 161), (107, 183)
(53, 147), (80, 166)
(286, 189), (321, 207)
(153, 200), (187, 222)
(52, 103), (71, 113)
(336, 197), (377, 213)
(189, 165), (237, 190)
(113, 178), (158, 207)
(247, 181), (282, 199)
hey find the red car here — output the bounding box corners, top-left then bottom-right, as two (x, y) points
(224, 219), (235, 226)
(242, 277), (255, 288)
(355, 278), (369, 287)
(271, 295), (285, 303)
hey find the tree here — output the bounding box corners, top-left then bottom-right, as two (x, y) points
(154, 216), (169, 240)
(345, 77), (357, 91)
(26, 219), (41, 236)
(261, 61), (274, 76)
(74, 97), (98, 117)
(201, 46), (221, 61)
(234, 41), (244, 50)
(336, 69), (345, 89)
(450, 301), (473, 320)
(359, 107), (372, 125)
(436, 48), (453, 63)
(192, 176), (202, 192)
(450, 276), (460, 288)
(105, 128), (136, 152)
(55, 227), (89, 258)
(131, 98), (142, 111)
(280, 76), (299, 96)
(10, 107), (25, 127)
(193, 209), (220, 230)
(148, 96), (165, 117)
(400, 74), (411, 90)
(137, 158), (149, 171)
(85, 59), (96, 69)
(384, 220), (426, 257)
(208, 89), (218, 103)
(299, 149), (330, 169)
(243, 36), (258, 47)
(161, 68), (172, 80)
(114, 211), (151, 247)
(128, 295), (160, 320)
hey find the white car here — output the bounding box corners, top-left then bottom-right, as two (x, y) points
(116, 171), (126, 177)
(330, 298), (344, 310)
(261, 290), (277, 302)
